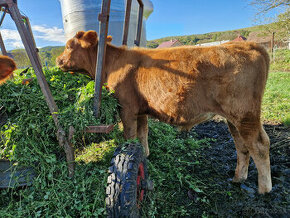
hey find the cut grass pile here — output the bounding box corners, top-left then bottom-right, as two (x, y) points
(0, 67), (119, 160)
(0, 68), (122, 217)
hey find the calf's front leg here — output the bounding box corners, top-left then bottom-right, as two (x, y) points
(120, 109), (149, 157)
(120, 108), (138, 142)
(137, 115), (149, 157)
(227, 121), (250, 182)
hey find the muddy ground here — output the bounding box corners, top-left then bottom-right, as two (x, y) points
(185, 120), (289, 217)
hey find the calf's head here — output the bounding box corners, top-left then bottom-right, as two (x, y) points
(57, 30), (112, 79)
(0, 55), (16, 84)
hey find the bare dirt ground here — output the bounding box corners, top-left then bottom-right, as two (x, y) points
(187, 120), (289, 217)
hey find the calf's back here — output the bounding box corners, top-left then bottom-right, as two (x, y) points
(107, 42), (269, 127)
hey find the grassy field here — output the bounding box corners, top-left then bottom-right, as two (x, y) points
(0, 70), (289, 217)
(262, 71), (290, 125)
(270, 49), (290, 72)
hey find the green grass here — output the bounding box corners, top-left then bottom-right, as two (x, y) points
(0, 68), (211, 217)
(0, 68), (289, 217)
(270, 49), (290, 72)
(0, 68), (122, 216)
(143, 121), (212, 217)
(262, 71), (290, 125)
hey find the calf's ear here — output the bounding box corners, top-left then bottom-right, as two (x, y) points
(0, 63), (15, 84)
(107, 35), (113, 43)
(0, 56), (16, 70)
(80, 31), (98, 48)
(75, 31), (85, 39)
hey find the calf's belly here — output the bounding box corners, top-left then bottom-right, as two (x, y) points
(147, 102), (215, 131)
(177, 113), (215, 131)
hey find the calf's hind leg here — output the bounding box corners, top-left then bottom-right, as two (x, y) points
(238, 118), (272, 194)
(227, 121), (250, 183)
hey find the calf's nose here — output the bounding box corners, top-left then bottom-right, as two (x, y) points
(56, 57), (63, 67)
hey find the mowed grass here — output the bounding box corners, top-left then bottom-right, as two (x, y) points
(262, 71), (290, 125)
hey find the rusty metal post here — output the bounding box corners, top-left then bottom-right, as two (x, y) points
(135, 0), (144, 46)
(0, 6), (7, 26)
(122, 0), (132, 46)
(123, 0), (143, 46)
(7, 1), (75, 177)
(0, 32), (7, 56)
(93, 0), (111, 117)
(0, 6), (7, 56)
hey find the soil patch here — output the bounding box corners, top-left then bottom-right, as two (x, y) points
(187, 120), (289, 217)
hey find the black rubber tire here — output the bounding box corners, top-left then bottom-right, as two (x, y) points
(106, 142), (148, 218)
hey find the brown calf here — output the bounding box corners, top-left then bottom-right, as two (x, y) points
(57, 31), (272, 194)
(0, 55), (16, 84)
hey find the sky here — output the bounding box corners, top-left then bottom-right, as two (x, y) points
(0, 0), (281, 50)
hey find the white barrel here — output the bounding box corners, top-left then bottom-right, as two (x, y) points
(58, 0), (153, 47)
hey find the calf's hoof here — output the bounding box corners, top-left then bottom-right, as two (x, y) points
(145, 150), (150, 158)
(232, 176), (246, 183)
(258, 184), (272, 194)
(258, 174), (272, 194)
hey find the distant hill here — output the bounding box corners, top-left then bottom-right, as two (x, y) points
(9, 46), (65, 69)
(147, 24), (284, 48)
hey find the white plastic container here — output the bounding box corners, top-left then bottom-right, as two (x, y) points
(58, 0), (153, 47)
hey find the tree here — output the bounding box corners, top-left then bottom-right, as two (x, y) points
(11, 49), (30, 68)
(249, 0), (290, 41)
(146, 41), (159, 48)
(275, 8), (290, 39)
(249, 0), (290, 15)
(49, 47), (65, 67)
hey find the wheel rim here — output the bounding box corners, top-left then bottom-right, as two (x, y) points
(136, 162), (145, 208)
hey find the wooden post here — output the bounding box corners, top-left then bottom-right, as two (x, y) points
(271, 32), (275, 61)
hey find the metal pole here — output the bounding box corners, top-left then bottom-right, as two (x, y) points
(93, 0), (111, 117)
(122, 0), (132, 45)
(0, 6), (7, 56)
(0, 6), (7, 26)
(135, 0), (143, 46)
(0, 32), (7, 56)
